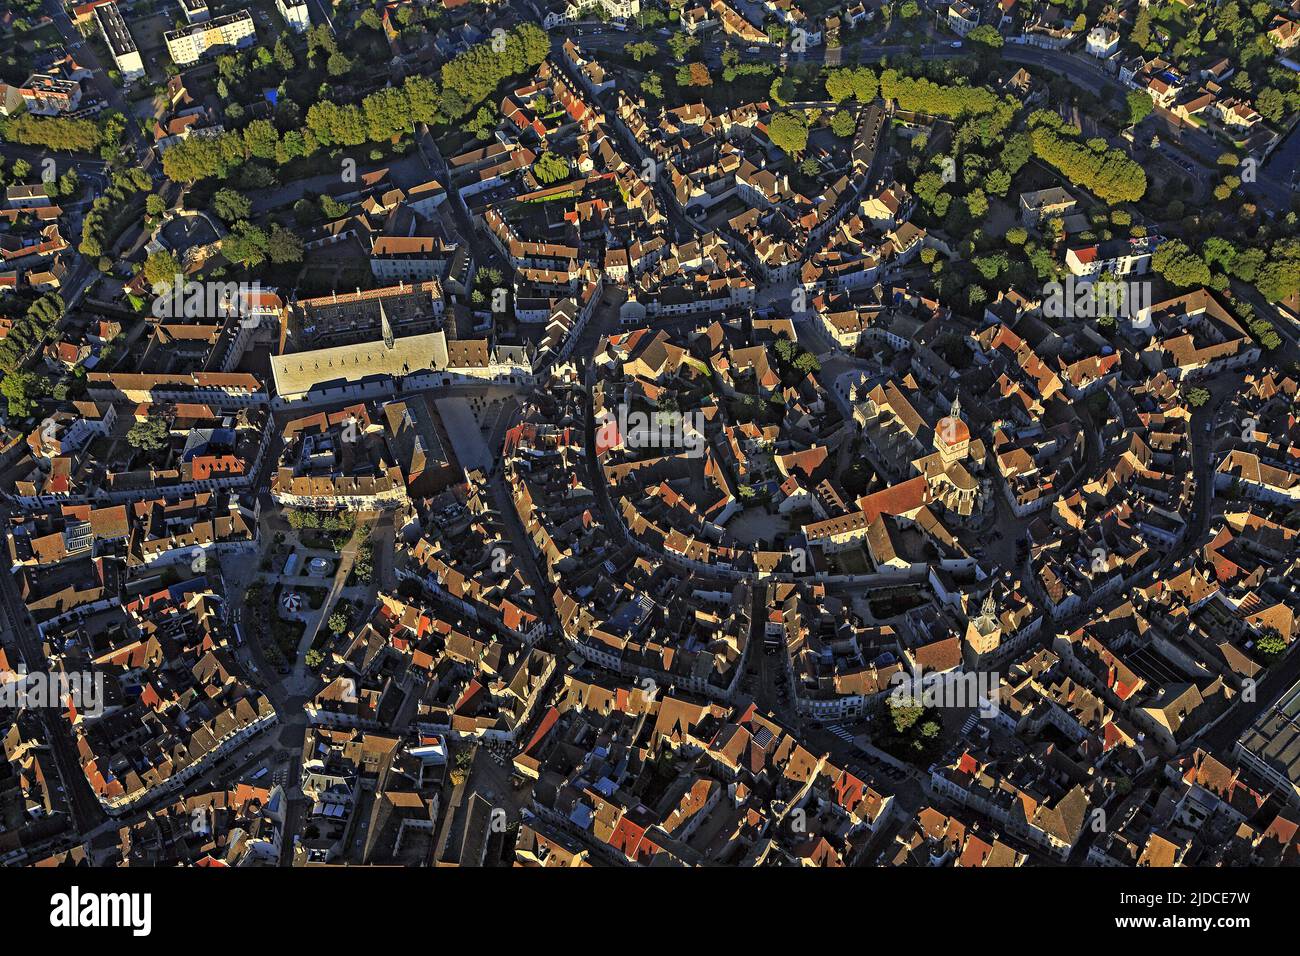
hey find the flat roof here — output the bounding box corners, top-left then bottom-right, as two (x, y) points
(94, 2), (138, 56)
(1238, 677), (1300, 789)
(165, 8), (253, 40)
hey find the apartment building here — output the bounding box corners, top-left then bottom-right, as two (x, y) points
(276, 0), (311, 32)
(94, 2), (145, 84)
(165, 10), (256, 66)
(19, 74), (83, 116)
(179, 0), (210, 22)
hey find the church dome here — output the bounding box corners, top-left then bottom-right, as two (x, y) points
(936, 416), (970, 446)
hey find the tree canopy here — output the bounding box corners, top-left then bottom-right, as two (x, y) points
(1028, 111), (1146, 204)
(768, 112), (810, 157)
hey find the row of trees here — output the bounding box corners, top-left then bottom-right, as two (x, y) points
(78, 166), (151, 260)
(1, 113), (102, 153)
(824, 67), (877, 104)
(286, 508), (355, 535)
(0, 293), (63, 380)
(1151, 235), (1296, 325)
(438, 23), (550, 121)
(1027, 111), (1147, 205)
(163, 24), (549, 183)
(878, 69), (1006, 119)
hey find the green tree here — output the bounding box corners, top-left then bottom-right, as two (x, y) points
(127, 415), (170, 452)
(56, 168), (79, 199)
(984, 167), (1011, 197)
(1256, 256), (1300, 302)
(274, 36), (296, 72)
(212, 188), (252, 223)
(326, 52), (353, 77)
(825, 67), (876, 103)
(889, 698), (923, 733)
(267, 223), (304, 264)
(242, 119), (280, 160)
(532, 151), (570, 185)
(1256, 87), (1285, 124)
(1132, 7), (1152, 49)
(825, 69), (855, 103)
(223, 221), (271, 268)
(624, 41), (656, 61)
(830, 110), (856, 137)
(320, 195), (350, 218)
(286, 509), (320, 530)
(142, 249), (182, 290)
(768, 111), (809, 158)
(1256, 632), (1287, 662)
(1126, 90), (1153, 126)
(0, 371), (47, 418)
(1151, 238), (1211, 287)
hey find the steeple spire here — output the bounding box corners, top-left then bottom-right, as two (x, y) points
(950, 392), (961, 420)
(980, 592), (996, 619)
(380, 300), (394, 350)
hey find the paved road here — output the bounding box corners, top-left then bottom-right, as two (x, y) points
(42, 0), (150, 165)
(572, 21), (1299, 212)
